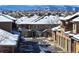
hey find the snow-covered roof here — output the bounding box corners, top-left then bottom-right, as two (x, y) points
(59, 16), (64, 20)
(0, 29), (19, 45)
(16, 15), (39, 24)
(60, 15), (72, 21)
(64, 31), (71, 34)
(34, 15), (61, 24)
(72, 17), (79, 22)
(72, 12), (79, 17)
(72, 34), (79, 41)
(52, 26), (61, 31)
(63, 31), (75, 37)
(69, 33), (74, 37)
(30, 14), (39, 20)
(65, 15), (72, 20)
(2, 14), (16, 21)
(16, 15), (61, 25)
(33, 16), (50, 24)
(0, 15), (13, 22)
(0, 39), (17, 45)
(60, 12), (79, 21)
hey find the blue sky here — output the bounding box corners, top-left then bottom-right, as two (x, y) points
(0, 5), (79, 11)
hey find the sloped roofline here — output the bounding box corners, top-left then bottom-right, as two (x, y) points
(61, 12), (79, 22)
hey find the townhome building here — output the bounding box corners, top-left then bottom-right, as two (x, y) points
(0, 14), (13, 32)
(0, 29), (19, 53)
(51, 12), (79, 53)
(16, 15), (60, 37)
(2, 14), (17, 30)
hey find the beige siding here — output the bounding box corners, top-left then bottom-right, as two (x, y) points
(73, 22), (79, 33)
(54, 31), (71, 52)
(76, 42), (79, 53)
